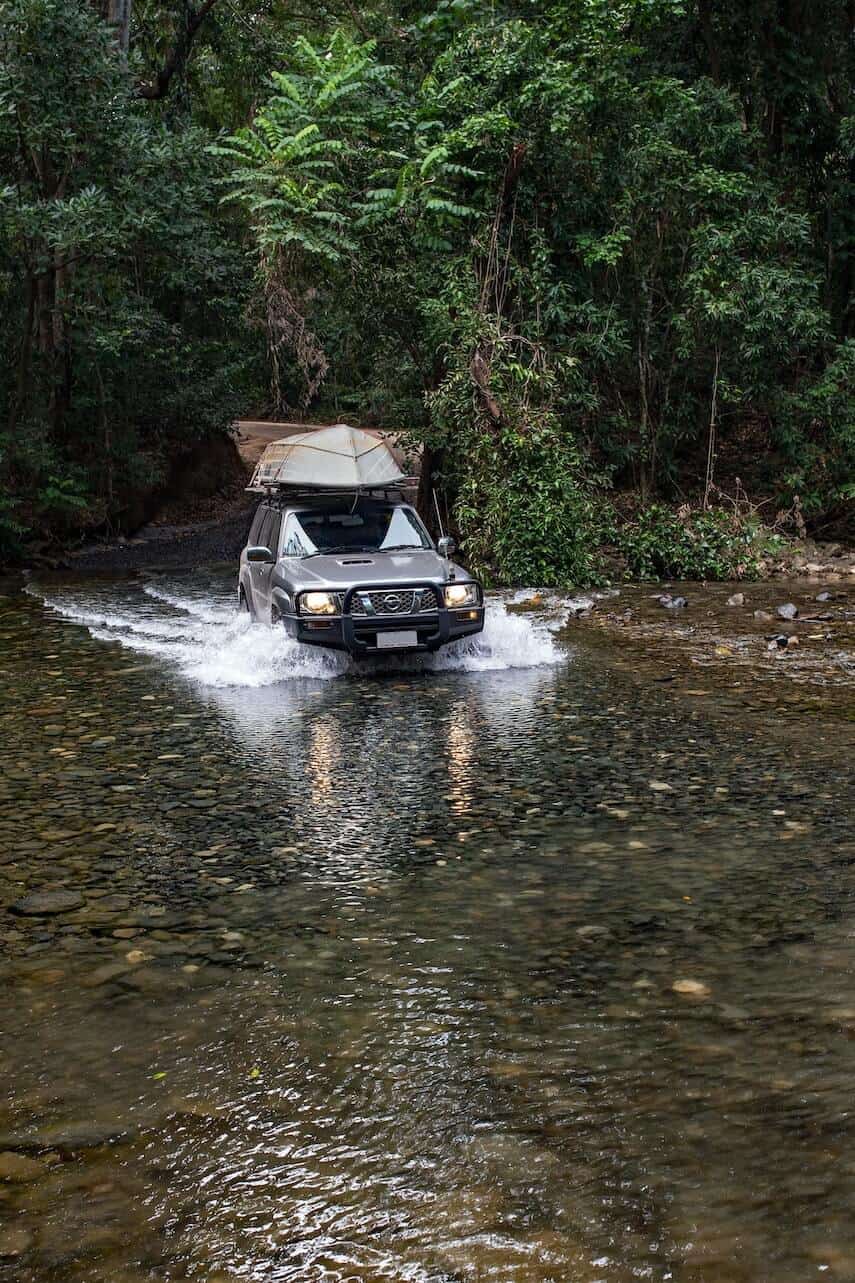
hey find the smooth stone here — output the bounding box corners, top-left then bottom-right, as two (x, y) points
(0, 1122), (132, 1154)
(672, 978), (711, 998)
(0, 1225), (33, 1257)
(82, 962), (131, 988)
(9, 890), (83, 916)
(726, 592), (745, 607)
(776, 603), (798, 620)
(0, 1151), (46, 1182)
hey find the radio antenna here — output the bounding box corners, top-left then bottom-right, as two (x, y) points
(432, 487), (445, 540)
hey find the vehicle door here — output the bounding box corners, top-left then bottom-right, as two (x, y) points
(253, 507), (282, 617)
(246, 505), (272, 613)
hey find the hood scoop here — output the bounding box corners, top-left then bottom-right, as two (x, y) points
(339, 557), (374, 565)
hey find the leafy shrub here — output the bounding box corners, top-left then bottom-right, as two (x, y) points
(426, 314), (609, 588)
(616, 505), (765, 581)
(36, 474), (90, 535)
(452, 427), (608, 587)
(0, 495), (25, 559)
(776, 340), (855, 524)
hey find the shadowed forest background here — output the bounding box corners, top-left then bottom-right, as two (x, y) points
(0, 0), (852, 582)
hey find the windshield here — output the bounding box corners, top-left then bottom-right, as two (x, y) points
(283, 504), (432, 557)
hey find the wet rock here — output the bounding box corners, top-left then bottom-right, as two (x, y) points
(672, 978), (711, 998)
(124, 949), (153, 965)
(0, 1225), (32, 1258)
(0, 1151), (46, 1182)
(576, 924), (611, 940)
(816, 591), (832, 602)
(776, 603), (799, 620)
(658, 594), (687, 609)
(753, 609), (773, 622)
(0, 1122), (132, 1155)
(567, 596), (596, 616)
(9, 890), (83, 916)
(727, 592), (745, 607)
(82, 962), (131, 988)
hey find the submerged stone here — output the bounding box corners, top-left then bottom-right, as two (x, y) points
(0, 1151), (46, 1182)
(0, 1226), (32, 1258)
(9, 890), (83, 916)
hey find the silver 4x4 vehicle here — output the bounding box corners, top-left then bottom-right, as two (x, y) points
(238, 492), (484, 656)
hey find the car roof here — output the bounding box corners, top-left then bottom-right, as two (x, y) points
(260, 493), (411, 511)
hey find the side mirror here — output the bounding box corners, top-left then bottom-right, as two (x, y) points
(437, 535), (456, 557)
(246, 545), (274, 564)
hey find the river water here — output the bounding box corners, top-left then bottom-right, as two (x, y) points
(1, 570), (854, 1282)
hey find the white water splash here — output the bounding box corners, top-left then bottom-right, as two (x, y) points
(30, 575), (564, 687)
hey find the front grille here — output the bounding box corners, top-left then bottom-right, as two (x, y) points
(346, 587), (438, 617)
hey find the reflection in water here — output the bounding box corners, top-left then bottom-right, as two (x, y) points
(308, 717), (340, 800)
(204, 664), (559, 884)
(0, 572), (854, 1283)
(446, 713), (476, 817)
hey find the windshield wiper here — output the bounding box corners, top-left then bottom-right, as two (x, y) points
(302, 545), (374, 558)
(377, 544), (424, 553)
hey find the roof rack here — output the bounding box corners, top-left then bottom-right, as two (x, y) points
(250, 482), (418, 502)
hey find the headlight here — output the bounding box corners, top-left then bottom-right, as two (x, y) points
(444, 582), (479, 608)
(300, 591), (337, 616)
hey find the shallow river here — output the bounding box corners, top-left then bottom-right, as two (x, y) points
(1, 570), (854, 1282)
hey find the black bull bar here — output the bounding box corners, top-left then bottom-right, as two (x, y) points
(340, 581), (452, 654)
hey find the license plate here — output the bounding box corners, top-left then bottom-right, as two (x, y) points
(376, 630), (418, 649)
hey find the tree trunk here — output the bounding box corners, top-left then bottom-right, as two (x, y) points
(48, 253), (73, 439)
(137, 0), (222, 100)
(111, 0), (132, 53)
(416, 444), (446, 538)
(8, 274), (36, 439)
(96, 0), (132, 53)
(637, 277), (654, 500)
(698, 0), (722, 82)
(703, 346), (720, 510)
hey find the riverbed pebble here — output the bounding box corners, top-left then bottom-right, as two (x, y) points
(9, 890), (83, 916)
(672, 979), (711, 998)
(0, 1152), (46, 1183)
(0, 1226), (32, 1257)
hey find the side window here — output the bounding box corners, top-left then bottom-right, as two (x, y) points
(257, 509), (275, 552)
(248, 505), (266, 546)
(267, 511), (282, 557)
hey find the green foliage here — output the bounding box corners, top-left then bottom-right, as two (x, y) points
(616, 505), (765, 581)
(0, 493), (25, 558)
(451, 427), (608, 587)
(215, 32), (396, 265)
(2, 0), (853, 568)
(0, 0), (260, 552)
(427, 325), (608, 587)
(776, 340), (855, 519)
